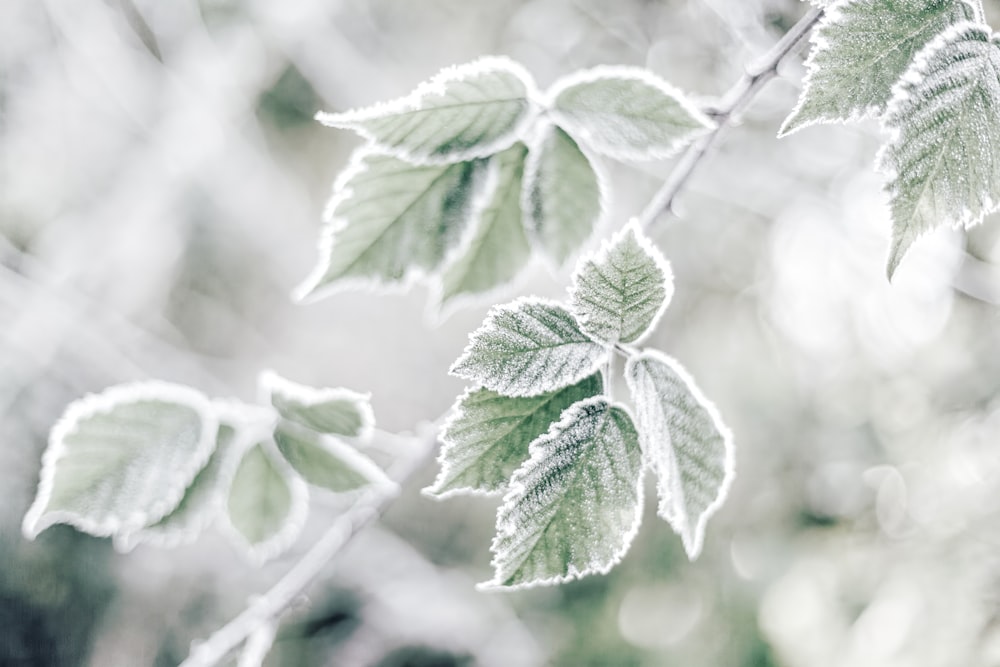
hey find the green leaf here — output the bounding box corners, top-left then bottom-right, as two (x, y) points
(274, 421), (396, 494)
(316, 57), (536, 163)
(22, 382), (218, 540)
(523, 124), (603, 266)
(481, 398), (643, 589)
(437, 143), (532, 310)
(879, 22), (1000, 277)
(569, 221), (673, 345)
(296, 148), (491, 300)
(549, 67), (713, 160)
(425, 373), (603, 498)
(625, 350), (734, 560)
(780, 0), (974, 136)
(450, 297), (607, 397)
(261, 371), (374, 438)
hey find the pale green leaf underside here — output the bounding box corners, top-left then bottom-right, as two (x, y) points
(781, 0), (973, 135)
(524, 125), (602, 266)
(626, 351), (733, 560)
(227, 443), (299, 548)
(570, 222), (672, 345)
(484, 398), (642, 589)
(266, 373), (373, 438)
(274, 421), (391, 493)
(427, 373), (603, 497)
(450, 298), (607, 397)
(880, 22), (1000, 276)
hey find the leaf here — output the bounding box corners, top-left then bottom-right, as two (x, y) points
(437, 143), (532, 309)
(225, 440), (308, 564)
(878, 22), (1000, 277)
(274, 421), (396, 494)
(481, 398), (643, 589)
(22, 382), (218, 540)
(425, 373), (603, 498)
(780, 0), (974, 135)
(549, 66), (713, 160)
(295, 148), (491, 300)
(569, 220), (673, 345)
(625, 350), (734, 560)
(522, 124), (604, 266)
(260, 370), (374, 439)
(450, 297), (607, 397)
(316, 57), (536, 164)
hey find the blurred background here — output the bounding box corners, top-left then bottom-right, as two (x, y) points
(5, 0), (1000, 665)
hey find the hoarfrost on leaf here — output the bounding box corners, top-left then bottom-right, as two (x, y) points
(625, 350), (734, 560)
(450, 297), (607, 397)
(878, 22), (1000, 277)
(261, 370), (374, 439)
(482, 397), (643, 589)
(274, 421), (396, 494)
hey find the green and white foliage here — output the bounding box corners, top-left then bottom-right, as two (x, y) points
(300, 58), (713, 311)
(261, 370), (374, 439)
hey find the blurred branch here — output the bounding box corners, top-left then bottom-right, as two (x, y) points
(638, 7), (824, 229)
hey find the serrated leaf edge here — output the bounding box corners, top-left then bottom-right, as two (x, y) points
(259, 369), (375, 440)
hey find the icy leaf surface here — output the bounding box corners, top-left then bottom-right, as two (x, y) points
(879, 22), (1000, 276)
(625, 351), (734, 559)
(569, 221), (673, 345)
(523, 124), (603, 266)
(22, 382), (217, 540)
(482, 398), (643, 589)
(426, 374), (603, 497)
(549, 67), (713, 160)
(450, 297), (607, 397)
(316, 57), (535, 163)
(781, 0), (974, 135)
(274, 421), (395, 494)
(261, 371), (374, 438)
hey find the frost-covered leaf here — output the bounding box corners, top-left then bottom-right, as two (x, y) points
(426, 374), (603, 498)
(522, 124), (603, 266)
(549, 67), (713, 160)
(261, 371), (374, 439)
(625, 351), (734, 560)
(780, 0), (974, 135)
(437, 143), (532, 309)
(22, 382), (218, 540)
(569, 221), (673, 345)
(879, 22), (1000, 277)
(316, 57), (536, 163)
(225, 440), (308, 564)
(296, 148), (490, 300)
(274, 421), (396, 494)
(450, 297), (607, 397)
(481, 398), (643, 589)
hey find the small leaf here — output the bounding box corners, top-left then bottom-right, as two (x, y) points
(481, 398), (643, 589)
(22, 382), (218, 540)
(780, 0), (974, 135)
(426, 373), (603, 498)
(274, 421), (396, 494)
(522, 124), (604, 266)
(450, 297), (607, 397)
(296, 148), (491, 300)
(878, 22), (1000, 277)
(549, 66), (713, 160)
(625, 350), (734, 560)
(260, 371), (374, 439)
(569, 220), (673, 345)
(316, 57), (536, 164)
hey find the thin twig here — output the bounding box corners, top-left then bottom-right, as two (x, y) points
(638, 7), (824, 229)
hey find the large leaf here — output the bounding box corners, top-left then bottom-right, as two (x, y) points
(482, 398), (643, 589)
(22, 382), (218, 540)
(522, 124), (604, 266)
(780, 0), (975, 135)
(425, 373), (603, 498)
(625, 351), (734, 560)
(569, 221), (673, 346)
(296, 148), (490, 300)
(879, 22), (1000, 277)
(261, 371), (374, 439)
(450, 297), (607, 397)
(273, 421), (396, 494)
(549, 67), (713, 160)
(316, 57), (536, 163)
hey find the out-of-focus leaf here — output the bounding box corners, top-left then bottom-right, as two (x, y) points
(274, 421), (396, 494)
(261, 370), (373, 439)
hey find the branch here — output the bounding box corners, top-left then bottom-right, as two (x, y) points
(638, 7), (824, 229)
